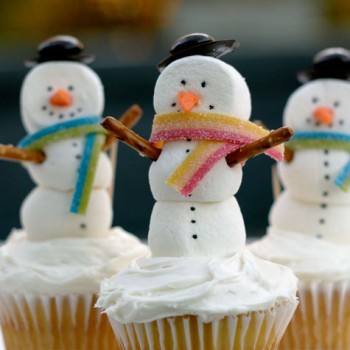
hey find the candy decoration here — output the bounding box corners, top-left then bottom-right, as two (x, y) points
(150, 112), (284, 195)
(18, 116), (107, 214)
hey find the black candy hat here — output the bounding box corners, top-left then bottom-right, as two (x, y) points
(157, 33), (239, 72)
(297, 47), (350, 83)
(25, 35), (95, 67)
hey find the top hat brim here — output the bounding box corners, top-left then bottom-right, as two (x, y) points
(24, 54), (95, 68)
(157, 39), (239, 71)
(297, 69), (350, 83)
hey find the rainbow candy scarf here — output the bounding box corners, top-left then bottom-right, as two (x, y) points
(287, 131), (350, 191)
(18, 117), (107, 214)
(150, 112), (284, 196)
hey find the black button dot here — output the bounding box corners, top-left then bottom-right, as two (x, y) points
(316, 234), (323, 239)
(319, 218), (325, 224)
(49, 111), (54, 116)
(323, 191), (328, 197)
(47, 86), (53, 92)
(306, 118), (311, 123)
(324, 161), (329, 167)
(324, 149), (329, 154)
(320, 203), (328, 209)
(324, 174), (330, 180)
(339, 120), (344, 125)
(192, 235), (198, 239)
(186, 149), (190, 153)
(76, 155), (81, 159)
(312, 97), (318, 103)
(190, 207), (196, 211)
(72, 142), (78, 147)
(334, 101), (340, 107)
(70, 112), (75, 118)
(59, 114), (64, 119)
(77, 108), (82, 112)
(80, 223), (86, 229)
(42, 106), (47, 110)
(191, 220), (196, 224)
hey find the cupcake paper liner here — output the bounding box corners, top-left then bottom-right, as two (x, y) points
(108, 302), (297, 350)
(279, 280), (350, 350)
(0, 292), (118, 350)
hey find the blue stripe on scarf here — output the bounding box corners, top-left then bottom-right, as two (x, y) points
(291, 131), (350, 142)
(18, 116), (101, 148)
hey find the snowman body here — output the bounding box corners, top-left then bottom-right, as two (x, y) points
(19, 61), (112, 240)
(148, 56), (251, 257)
(270, 79), (350, 242)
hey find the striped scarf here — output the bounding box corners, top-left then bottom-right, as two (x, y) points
(18, 117), (107, 214)
(287, 131), (350, 191)
(150, 112), (284, 196)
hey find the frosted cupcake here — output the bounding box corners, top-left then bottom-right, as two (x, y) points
(97, 33), (298, 350)
(250, 48), (350, 349)
(0, 35), (148, 350)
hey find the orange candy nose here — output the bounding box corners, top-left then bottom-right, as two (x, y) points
(313, 106), (334, 125)
(49, 89), (73, 107)
(177, 91), (200, 112)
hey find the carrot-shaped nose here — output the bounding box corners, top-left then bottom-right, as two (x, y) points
(49, 88), (73, 107)
(313, 106), (334, 125)
(177, 91), (200, 112)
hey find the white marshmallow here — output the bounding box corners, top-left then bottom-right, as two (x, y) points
(20, 187), (112, 241)
(148, 197), (246, 257)
(154, 55), (251, 120)
(149, 140), (243, 202)
(270, 191), (350, 244)
(24, 137), (112, 190)
(20, 61), (104, 133)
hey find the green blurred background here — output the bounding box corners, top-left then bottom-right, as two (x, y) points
(0, 0), (350, 240)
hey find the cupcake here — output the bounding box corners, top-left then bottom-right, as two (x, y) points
(250, 47), (350, 349)
(97, 33), (298, 349)
(0, 35), (148, 350)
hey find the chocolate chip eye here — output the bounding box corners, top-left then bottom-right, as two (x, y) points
(47, 86), (53, 92)
(312, 97), (318, 103)
(181, 80), (186, 85)
(171, 102), (176, 107)
(201, 81), (206, 88)
(68, 85), (74, 91)
(339, 119), (344, 125)
(209, 105), (214, 110)
(334, 101), (340, 107)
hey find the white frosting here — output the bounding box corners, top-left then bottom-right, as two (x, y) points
(148, 197), (245, 257)
(97, 249), (298, 323)
(250, 228), (350, 281)
(0, 227), (149, 296)
(20, 61), (104, 134)
(149, 141), (243, 202)
(20, 187), (112, 241)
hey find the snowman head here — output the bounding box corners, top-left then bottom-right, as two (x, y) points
(283, 79), (350, 133)
(284, 47), (350, 133)
(20, 35), (104, 133)
(154, 55), (251, 120)
(20, 61), (104, 133)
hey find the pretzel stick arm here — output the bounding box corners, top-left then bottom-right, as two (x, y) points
(102, 104), (143, 151)
(226, 127), (294, 167)
(101, 117), (161, 161)
(0, 144), (45, 163)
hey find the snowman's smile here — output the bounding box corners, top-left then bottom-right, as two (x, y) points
(41, 104), (84, 121)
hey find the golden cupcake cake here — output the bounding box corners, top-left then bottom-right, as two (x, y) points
(0, 35), (148, 350)
(97, 33), (298, 350)
(250, 48), (350, 349)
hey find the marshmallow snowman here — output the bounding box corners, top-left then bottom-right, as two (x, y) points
(18, 36), (112, 240)
(270, 48), (350, 243)
(147, 34), (259, 257)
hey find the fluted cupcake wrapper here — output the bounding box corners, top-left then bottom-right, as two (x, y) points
(280, 280), (350, 350)
(108, 302), (297, 350)
(0, 292), (118, 350)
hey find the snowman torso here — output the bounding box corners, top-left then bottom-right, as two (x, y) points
(19, 61), (112, 240)
(149, 55), (251, 257)
(271, 79), (350, 241)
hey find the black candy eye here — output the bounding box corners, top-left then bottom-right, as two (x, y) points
(209, 105), (214, 110)
(68, 85), (74, 91)
(181, 80), (186, 85)
(47, 86), (53, 92)
(171, 102), (176, 107)
(334, 101), (340, 107)
(312, 97), (318, 103)
(201, 81), (206, 88)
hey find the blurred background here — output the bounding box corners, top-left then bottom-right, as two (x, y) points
(0, 0), (350, 240)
